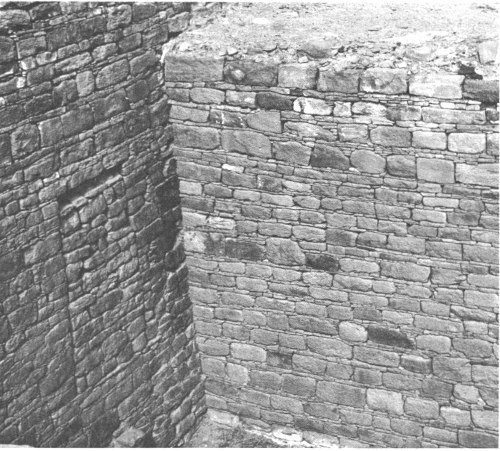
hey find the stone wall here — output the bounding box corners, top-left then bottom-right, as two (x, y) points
(0, 2), (205, 446)
(167, 54), (499, 447)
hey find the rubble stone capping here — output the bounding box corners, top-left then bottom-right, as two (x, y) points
(0, 1), (498, 449)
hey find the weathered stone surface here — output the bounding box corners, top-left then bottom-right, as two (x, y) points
(459, 431), (498, 448)
(285, 122), (334, 140)
(278, 63), (318, 89)
(222, 130), (271, 158)
(255, 92), (294, 110)
(173, 125), (220, 150)
(226, 240), (263, 261)
(371, 126), (411, 147)
(422, 107), (485, 125)
(293, 97), (332, 115)
(448, 133), (485, 154)
(381, 261), (430, 282)
(477, 39), (498, 64)
(405, 398), (439, 419)
(350, 149), (386, 174)
(191, 87), (225, 104)
(412, 131), (447, 150)
(367, 326), (413, 348)
(367, 389), (403, 414)
(273, 142), (311, 165)
(305, 254), (339, 274)
(339, 322), (367, 342)
(463, 79), (499, 103)
(310, 144), (349, 169)
(433, 357), (472, 382)
(409, 74), (464, 99)
(387, 155), (416, 178)
(387, 105), (421, 121)
(338, 125), (368, 143)
(165, 56), (224, 82)
(456, 163), (498, 187)
(224, 60), (278, 86)
(317, 382), (365, 407)
(95, 59), (129, 89)
(360, 69), (408, 94)
(10, 124), (40, 159)
(318, 69), (361, 93)
(266, 238), (305, 266)
(247, 111), (281, 133)
(417, 158), (454, 184)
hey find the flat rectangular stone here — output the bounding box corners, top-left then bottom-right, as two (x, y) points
(463, 79), (499, 103)
(360, 68), (408, 94)
(380, 261), (430, 282)
(422, 107), (485, 125)
(409, 73), (464, 99)
(173, 124), (220, 150)
(224, 60), (278, 86)
(222, 130), (271, 158)
(317, 69), (361, 93)
(417, 158), (454, 183)
(371, 126), (411, 147)
(412, 131), (447, 150)
(448, 133), (486, 154)
(164, 56), (224, 82)
(278, 62), (317, 89)
(456, 163), (498, 187)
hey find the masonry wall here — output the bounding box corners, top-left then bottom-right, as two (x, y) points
(167, 54), (499, 447)
(0, 3), (205, 446)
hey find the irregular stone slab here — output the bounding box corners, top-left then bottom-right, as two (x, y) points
(412, 131), (447, 150)
(222, 130), (271, 158)
(278, 63), (318, 89)
(299, 39), (332, 58)
(266, 238), (305, 266)
(367, 389), (404, 415)
(456, 163), (498, 187)
(305, 254), (339, 274)
(255, 92), (294, 110)
(164, 56), (224, 82)
(318, 69), (361, 93)
(409, 73), (464, 99)
(463, 79), (499, 103)
(273, 141), (311, 165)
(360, 68), (408, 94)
(386, 105), (422, 121)
(191, 87), (225, 104)
(448, 133), (485, 154)
(417, 158), (454, 183)
(284, 122), (334, 140)
(10, 124), (40, 159)
(247, 111), (281, 133)
(338, 124), (368, 143)
(224, 60), (278, 86)
(173, 125), (220, 150)
(367, 326), (413, 348)
(352, 102), (387, 118)
(371, 126), (411, 147)
(317, 382), (365, 407)
(0, 37), (15, 64)
(226, 240), (263, 261)
(477, 40), (498, 64)
(293, 97), (332, 115)
(350, 149), (386, 173)
(310, 144), (349, 169)
(387, 155), (416, 178)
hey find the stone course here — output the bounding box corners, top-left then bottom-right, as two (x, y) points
(168, 48), (498, 448)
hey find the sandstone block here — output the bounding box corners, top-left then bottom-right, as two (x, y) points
(10, 124), (40, 159)
(292, 354), (327, 375)
(360, 68), (408, 94)
(448, 133), (485, 154)
(266, 238), (305, 266)
(255, 92), (293, 110)
(416, 158), (454, 183)
(453, 338), (492, 358)
(380, 261), (429, 282)
(285, 121), (334, 140)
(352, 101), (387, 117)
(405, 398), (439, 419)
(412, 131), (447, 149)
(387, 105), (421, 121)
(409, 73), (464, 99)
(191, 87), (225, 104)
(350, 149), (386, 173)
(338, 124), (368, 143)
(310, 144), (349, 169)
(293, 97), (332, 115)
(456, 163), (498, 187)
(227, 90), (256, 108)
(477, 39), (498, 64)
(226, 240), (263, 261)
(463, 79), (499, 103)
(308, 336), (352, 358)
(472, 410), (498, 431)
(247, 111), (281, 133)
(367, 389), (403, 414)
(459, 431), (498, 448)
(224, 60), (278, 86)
(326, 229), (357, 247)
(278, 62), (318, 89)
(422, 107), (485, 125)
(339, 322), (367, 342)
(283, 374), (316, 397)
(318, 382), (365, 407)
(318, 69), (361, 93)
(273, 141), (311, 165)
(441, 407), (471, 428)
(174, 125), (220, 150)
(231, 343), (266, 362)
(222, 130), (271, 158)
(433, 357), (471, 382)
(305, 253), (339, 274)
(401, 355), (432, 374)
(387, 155), (416, 178)
(416, 335), (451, 353)
(96, 59), (129, 89)
(165, 56), (224, 82)
(371, 126), (411, 147)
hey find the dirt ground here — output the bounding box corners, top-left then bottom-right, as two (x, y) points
(172, 2), (498, 78)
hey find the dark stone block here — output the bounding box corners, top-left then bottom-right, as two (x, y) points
(255, 92), (294, 110)
(89, 412), (120, 447)
(367, 326), (413, 349)
(29, 2), (61, 21)
(0, 133), (11, 164)
(156, 177), (180, 212)
(310, 144), (349, 169)
(268, 351), (293, 369)
(224, 60), (278, 86)
(0, 37), (15, 64)
(463, 79), (499, 104)
(0, 105), (23, 127)
(124, 107), (150, 137)
(39, 349), (75, 396)
(225, 240), (263, 261)
(132, 3), (156, 21)
(305, 253), (339, 274)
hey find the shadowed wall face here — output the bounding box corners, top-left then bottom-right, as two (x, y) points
(167, 54), (499, 448)
(0, 2), (204, 446)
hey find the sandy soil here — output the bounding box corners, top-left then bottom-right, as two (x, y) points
(170, 2), (499, 78)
